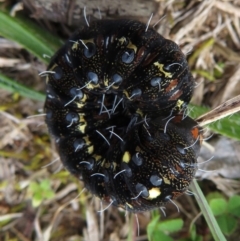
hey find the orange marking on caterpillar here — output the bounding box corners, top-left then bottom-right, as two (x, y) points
(165, 79), (179, 92)
(191, 127), (199, 140)
(169, 89), (183, 101)
(173, 114), (183, 123)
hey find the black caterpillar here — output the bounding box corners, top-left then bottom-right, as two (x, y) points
(44, 19), (202, 212)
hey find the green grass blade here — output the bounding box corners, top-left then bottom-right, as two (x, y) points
(0, 73), (45, 102)
(0, 10), (62, 64)
(190, 179), (227, 241)
(189, 104), (240, 141)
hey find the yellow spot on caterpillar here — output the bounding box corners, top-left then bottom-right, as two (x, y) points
(126, 202), (133, 209)
(118, 37), (127, 45)
(71, 38), (94, 51)
(147, 188), (161, 199)
(76, 103), (84, 108)
(127, 41), (137, 53)
(86, 83), (100, 90)
(78, 116), (87, 133)
(76, 94), (87, 108)
(83, 136), (94, 154)
(112, 162), (117, 171)
(78, 122), (87, 133)
(122, 151), (131, 163)
(80, 94), (87, 102)
(163, 177), (171, 185)
(82, 38), (94, 44)
(79, 115), (85, 121)
(72, 42), (78, 51)
(104, 76), (109, 87)
(176, 99), (184, 109)
(93, 154), (102, 162)
(79, 125), (86, 133)
(136, 108), (143, 117)
(153, 62), (172, 78)
(100, 159), (106, 166)
(123, 89), (130, 98)
(87, 145), (94, 154)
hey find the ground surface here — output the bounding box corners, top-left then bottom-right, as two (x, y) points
(0, 0), (240, 241)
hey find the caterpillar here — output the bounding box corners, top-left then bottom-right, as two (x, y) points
(44, 19), (202, 212)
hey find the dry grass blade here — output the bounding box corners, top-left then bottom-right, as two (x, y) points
(215, 1), (240, 18)
(173, 0), (215, 43)
(0, 213), (23, 222)
(220, 66), (240, 104)
(196, 95), (240, 126)
(42, 194), (82, 241)
(0, 57), (21, 67)
(213, 42), (240, 62)
(85, 204), (100, 241)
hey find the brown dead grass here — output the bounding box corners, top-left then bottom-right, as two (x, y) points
(0, 0), (240, 241)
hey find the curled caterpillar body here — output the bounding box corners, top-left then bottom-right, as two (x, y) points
(44, 19), (202, 212)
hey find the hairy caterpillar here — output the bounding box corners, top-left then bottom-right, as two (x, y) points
(44, 19), (202, 212)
